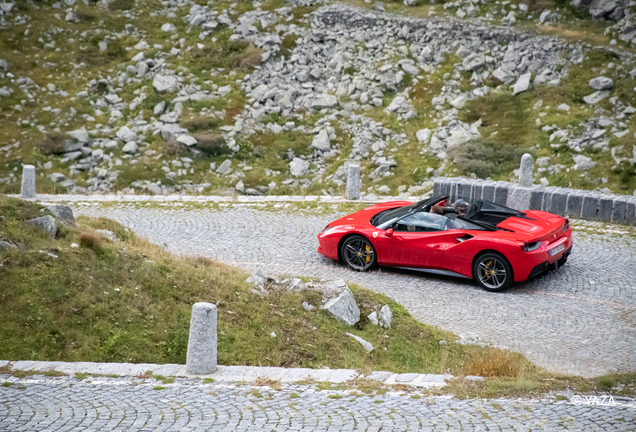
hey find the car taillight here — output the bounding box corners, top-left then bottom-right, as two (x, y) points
(563, 219), (569, 232)
(518, 241), (541, 252)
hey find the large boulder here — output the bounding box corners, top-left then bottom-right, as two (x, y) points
(153, 74), (179, 93)
(116, 126), (137, 143)
(290, 157), (309, 177)
(46, 205), (75, 226)
(311, 94), (338, 110)
(589, 76), (613, 90)
(378, 305), (393, 329)
(311, 129), (331, 152)
(25, 216), (57, 238)
(321, 284), (360, 326)
(588, 0), (617, 17)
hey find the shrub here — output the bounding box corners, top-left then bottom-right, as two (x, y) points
(80, 233), (102, 249)
(75, 8), (96, 22)
(447, 140), (530, 180)
(182, 116), (220, 132)
(39, 132), (71, 155)
(193, 134), (228, 156)
(232, 48), (264, 69)
(109, 0), (133, 11)
(163, 139), (190, 157)
(280, 35), (298, 58)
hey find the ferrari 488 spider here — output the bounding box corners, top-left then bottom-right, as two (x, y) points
(317, 195), (573, 292)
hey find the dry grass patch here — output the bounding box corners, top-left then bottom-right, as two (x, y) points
(253, 377), (282, 390)
(79, 233), (102, 249)
(233, 48), (264, 69)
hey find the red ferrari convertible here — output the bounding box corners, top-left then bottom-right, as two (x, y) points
(317, 195), (573, 292)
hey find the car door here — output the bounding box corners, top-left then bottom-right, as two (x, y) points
(377, 212), (449, 268)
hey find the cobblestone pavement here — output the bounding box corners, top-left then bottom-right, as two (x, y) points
(75, 202), (636, 378)
(1, 375), (635, 431)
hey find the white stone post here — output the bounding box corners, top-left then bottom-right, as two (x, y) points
(20, 165), (36, 198)
(519, 153), (533, 187)
(345, 164), (361, 200)
(185, 302), (217, 375)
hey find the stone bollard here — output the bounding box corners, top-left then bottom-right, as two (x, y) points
(345, 164), (361, 200)
(20, 165), (36, 198)
(185, 302), (217, 375)
(519, 153), (533, 188)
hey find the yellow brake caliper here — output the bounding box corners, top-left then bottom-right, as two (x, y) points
(365, 244), (371, 263)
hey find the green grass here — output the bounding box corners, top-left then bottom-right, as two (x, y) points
(0, 194), (539, 377)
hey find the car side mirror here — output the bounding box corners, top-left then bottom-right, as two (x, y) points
(385, 228), (393, 238)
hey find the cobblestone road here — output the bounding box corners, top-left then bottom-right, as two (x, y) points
(75, 202), (636, 378)
(1, 375), (635, 431)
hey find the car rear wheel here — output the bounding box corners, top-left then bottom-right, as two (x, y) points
(341, 235), (377, 271)
(473, 252), (513, 292)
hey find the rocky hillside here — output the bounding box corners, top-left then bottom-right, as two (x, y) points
(0, 0), (635, 199)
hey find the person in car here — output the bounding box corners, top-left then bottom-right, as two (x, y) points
(430, 199), (469, 217)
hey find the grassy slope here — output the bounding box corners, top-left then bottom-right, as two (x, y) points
(1, 195), (634, 398)
(0, 194), (529, 376)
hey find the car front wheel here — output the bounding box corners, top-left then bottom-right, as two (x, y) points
(473, 252), (513, 292)
(341, 235), (377, 271)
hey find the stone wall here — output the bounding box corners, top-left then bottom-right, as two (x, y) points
(433, 177), (636, 226)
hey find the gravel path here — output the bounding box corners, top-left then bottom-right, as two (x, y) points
(74, 202), (636, 378)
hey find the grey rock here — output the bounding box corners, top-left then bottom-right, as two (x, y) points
(492, 66), (517, 84)
(450, 95), (468, 109)
(116, 126), (137, 143)
(154, 101), (166, 115)
(302, 301), (315, 311)
(67, 129), (90, 144)
(573, 155), (597, 170)
(25, 216), (57, 238)
(513, 73), (532, 95)
(21, 165), (36, 198)
(153, 74), (179, 93)
(185, 302), (218, 375)
(147, 183), (162, 195)
(582, 90), (610, 104)
(216, 159), (232, 175)
(47, 205), (75, 226)
(368, 311), (379, 325)
(50, 172), (65, 183)
(416, 128), (431, 143)
(589, 0), (617, 17)
(122, 141), (139, 153)
(589, 76), (613, 90)
(345, 164), (361, 200)
(0, 240), (14, 251)
(290, 157), (309, 177)
(462, 54), (485, 71)
(378, 305), (392, 329)
(311, 129), (331, 152)
(322, 287), (360, 326)
(311, 94), (338, 110)
(345, 332), (374, 352)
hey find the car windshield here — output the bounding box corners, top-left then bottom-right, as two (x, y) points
(371, 204), (416, 228)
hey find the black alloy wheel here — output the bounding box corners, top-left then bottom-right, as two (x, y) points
(341, 235), (377, 271)
(473, 252), (514, 292)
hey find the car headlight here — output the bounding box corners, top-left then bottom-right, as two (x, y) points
(320, 225), (335, 234)
(563, 219), (569, 232)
